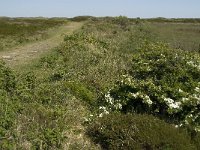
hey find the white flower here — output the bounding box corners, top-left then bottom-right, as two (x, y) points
(131, 93), (152, 105)
(188, 114), (193, 118)
(146, 99), (153, 105)
(130, 92), (140, 98)
(144, 95), (153, 105)
(182, 97), (189, 102)
(104, 110), (109, 114)
(114, 103), (122, 109)
(195, 127), (200, 132)
(127, 77), (131, 83)
(99, 113), (103, 118)
(175, 125), (179, 128)
(191, 94), (200, 104)
(187, 61), (200, 70)
(164, 97), (181, 109)
(83, 117), (89, 122)
(187, 61), (195, 66)
(161, 54), (165, 57)
(169, 102), (181, 109)
(195, 87), (200, 92)
(99, 106), (106, 110)
(184, 120), (189, 125)
(99, 105), (110, 118)
(98, 110), (109, 118)
(105, 92), (114, 105)
(164, 97), (174, 104)
(178, 89), (184, 93)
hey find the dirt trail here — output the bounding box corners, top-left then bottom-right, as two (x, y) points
(0, 22), (83, 68)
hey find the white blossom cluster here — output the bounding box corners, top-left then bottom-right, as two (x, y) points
(97, 90), (123, 118)
(120, 75), (132, 85)
(98, 106), (109, 118)
(105, 90), (122, 110)
(187, 61), (200, 70)
(184, 112), (200, 132)
(130, 92), (153, 105)
(175, 87), (200, 131)
(105, 91), (114, 105)
(179, 86), (200, 105)
(163, 96), (181, 110)
(83, 114), (95, 123)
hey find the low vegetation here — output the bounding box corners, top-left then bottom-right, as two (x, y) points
(149, 22), (200, 52)
(0, 17), (200, 149)
(0, 17), (66, 51)
(87, 113), (196, 150)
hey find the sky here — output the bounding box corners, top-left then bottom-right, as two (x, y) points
(0, 0), (200, 18)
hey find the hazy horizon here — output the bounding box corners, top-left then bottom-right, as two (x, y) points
(0, 0), (200, 18)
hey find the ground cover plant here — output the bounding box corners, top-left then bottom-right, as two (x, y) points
(0, 17), (200, 149)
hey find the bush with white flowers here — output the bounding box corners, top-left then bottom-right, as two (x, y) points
(101, 41), (200, 131)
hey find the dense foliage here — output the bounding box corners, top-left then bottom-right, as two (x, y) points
(99, 41), (200, 131)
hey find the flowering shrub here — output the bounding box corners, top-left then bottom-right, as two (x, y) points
(100, 42), (200, 131)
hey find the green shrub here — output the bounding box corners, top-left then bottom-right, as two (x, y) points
(65, 81), (94, 104)
(39, 54), (58, 69)
(100, 41), (200, 131)
(87, 113), (196, 150)
(0, 61), (22, 148)
(0, 60), (16, 93)
(112, 16), (130, 29)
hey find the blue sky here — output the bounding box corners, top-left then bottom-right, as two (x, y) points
(0, 0), (200, 18)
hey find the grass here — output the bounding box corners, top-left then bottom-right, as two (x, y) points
(0, 17), (67, 51)
(148, 22), (200, 52)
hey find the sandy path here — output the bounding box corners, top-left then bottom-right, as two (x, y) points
(0, 22), (83, 68)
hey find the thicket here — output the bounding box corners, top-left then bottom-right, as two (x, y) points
(98, 41), (200, 131)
